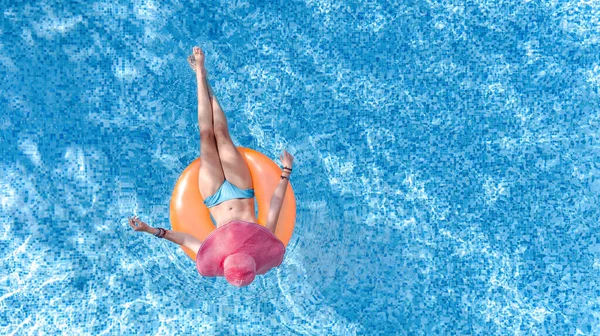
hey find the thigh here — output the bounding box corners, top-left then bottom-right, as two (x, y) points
(198, 130), (225, 198)
(214, 129), (253, 190)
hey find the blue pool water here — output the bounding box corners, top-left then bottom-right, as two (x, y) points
(1, 0), (600, 334)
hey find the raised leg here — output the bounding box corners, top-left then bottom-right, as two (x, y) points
(210, 89), (253, 190)
(190, 47), (224, 198)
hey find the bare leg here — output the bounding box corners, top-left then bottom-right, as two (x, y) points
(210, 93), (253, 190)
(188, 53), (252, 190)
(189, 47), (224, 198)
(189, 48), (212, 129)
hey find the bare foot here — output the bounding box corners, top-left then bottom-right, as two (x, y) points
(188, 46), (206, 76)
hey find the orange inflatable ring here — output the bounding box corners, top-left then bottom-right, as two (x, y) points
(170, 147), (296, 260)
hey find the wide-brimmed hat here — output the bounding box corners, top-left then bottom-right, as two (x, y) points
(195, 220), (286, 287)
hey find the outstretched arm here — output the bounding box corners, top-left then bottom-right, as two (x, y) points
(266, 150), (294, 234)
(266, 178), (288, 234)
(128, 216), (203, 255)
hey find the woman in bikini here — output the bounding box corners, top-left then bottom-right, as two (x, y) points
(128, 46), (294, 259)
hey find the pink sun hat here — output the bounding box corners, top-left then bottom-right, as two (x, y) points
(195, 220), (286, 287)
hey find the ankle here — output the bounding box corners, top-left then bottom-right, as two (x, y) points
(196, 67), (207, 78)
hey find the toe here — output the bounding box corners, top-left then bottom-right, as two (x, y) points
(188, 55), (196, 69)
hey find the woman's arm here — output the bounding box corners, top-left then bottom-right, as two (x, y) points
(129, 217), (202, 255)
(266, 171), (290, 234)
(151, 227), (203, 255)
(266, 150), (294, 234)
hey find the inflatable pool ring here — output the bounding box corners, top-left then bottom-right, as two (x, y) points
(170, 147), (296, 260)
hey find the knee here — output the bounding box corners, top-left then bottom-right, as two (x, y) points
(213, 122), (229, 139)
(200, 127), (214, 140)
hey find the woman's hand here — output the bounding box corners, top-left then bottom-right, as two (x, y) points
(280, 150), (294, 169)
(128, 216), (152, 233)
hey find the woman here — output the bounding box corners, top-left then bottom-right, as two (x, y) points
(128, 46), (294, 286)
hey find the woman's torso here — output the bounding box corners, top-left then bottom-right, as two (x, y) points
(210, 197), (257, 227)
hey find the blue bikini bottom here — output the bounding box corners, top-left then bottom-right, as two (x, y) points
(203, 179), (255, 209)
